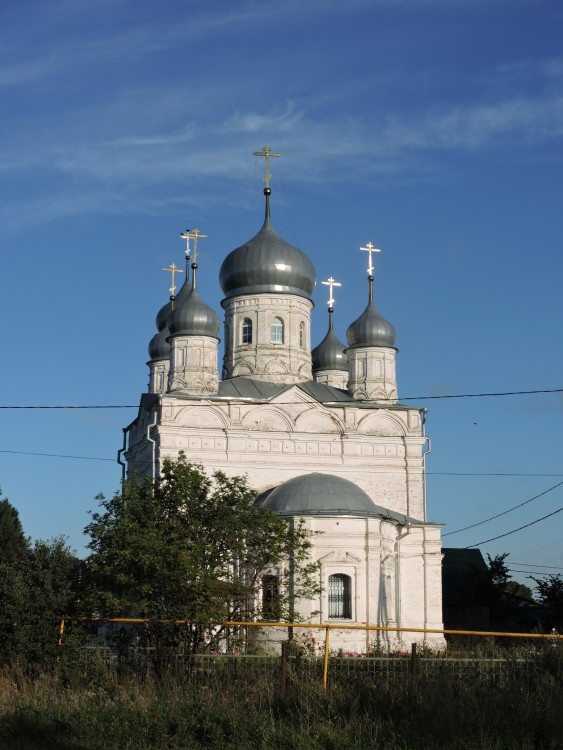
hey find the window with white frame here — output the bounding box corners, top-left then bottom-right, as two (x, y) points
(242, 318), (253, 344)
(271, 317), (284, 344)
(328, 573), (352, 619)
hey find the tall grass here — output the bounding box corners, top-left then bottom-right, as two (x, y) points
(1, 647), (562, 749)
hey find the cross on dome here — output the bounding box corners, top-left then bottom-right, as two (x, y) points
(253, 145), (281, 190)
(162, 262), (183, 297)
(321, 276), (342, 309)
(180, 228), (207, 266)
(360, 241), (381, 277)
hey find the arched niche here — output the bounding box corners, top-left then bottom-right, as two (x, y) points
(241, 407), (294, 432)
(172, 405), (229, 430)
(294, 410), (343, 434)
(357, 411), (406, 436)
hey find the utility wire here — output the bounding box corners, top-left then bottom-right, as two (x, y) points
(467, 505), (563, 547)
(443, 480), (563, 536)
(0, 386), (561, 409)
(0, 447), (561, 478)
(509, 562), (563, 571)
(507, 568), (562, 577)
(0, 449), (114, 462)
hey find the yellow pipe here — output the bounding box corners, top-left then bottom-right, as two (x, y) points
(60, 616), (561, 640)
(322, 625), (330, 691)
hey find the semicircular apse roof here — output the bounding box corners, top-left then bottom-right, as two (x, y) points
(256, 472), (410, 522)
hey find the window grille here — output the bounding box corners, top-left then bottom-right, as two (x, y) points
(271, 317), (284, 344)
(262, 575), (280, 620)
(242, 318), (253, 344)
(299, 321), (305, 348)
(328, 573), (352, 619)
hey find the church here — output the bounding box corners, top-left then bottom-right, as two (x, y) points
(123, 148), (444, 652)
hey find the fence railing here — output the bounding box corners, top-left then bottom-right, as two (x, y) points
(58, 617), (562, 690)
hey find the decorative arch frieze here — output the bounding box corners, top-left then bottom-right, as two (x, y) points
(171, 405), (230, 430)
(356, 411), (406, 437)
(241, 407), (294, 432)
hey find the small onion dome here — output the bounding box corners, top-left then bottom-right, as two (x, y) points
(256, 473), (378, 516)
(346, 301), (396, 348)
(155, 276), (192, 331)
(168, 288), (220, 338)
(148, 328), (170, 360)
(219, 194), (315, 300)
(311, 328), (347, 372)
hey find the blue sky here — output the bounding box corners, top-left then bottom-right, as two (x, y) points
(1, 0), (562, 587)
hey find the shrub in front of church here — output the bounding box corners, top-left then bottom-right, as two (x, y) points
(82, 453), (320, 662)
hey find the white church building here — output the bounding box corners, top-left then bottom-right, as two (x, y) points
(123, 152), (444, 652)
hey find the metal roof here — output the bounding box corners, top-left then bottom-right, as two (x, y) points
(256, 472), (418, 522)
(219, 194), (316, 300)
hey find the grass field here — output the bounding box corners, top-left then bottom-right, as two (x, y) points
(1, 647), (562, 750)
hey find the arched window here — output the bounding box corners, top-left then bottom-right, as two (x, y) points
(328, 574), (352, 619)
(299, 321), (305, 348)
(262, 574), (280, 620)
(242, 318), (253, 344)
(271, 317), (284, 344)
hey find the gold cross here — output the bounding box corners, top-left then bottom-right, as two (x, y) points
(321, 276), (342, 308)
(360, 242), (381, 276)
(179, 228), (207, 265)
(253, 145), (281, 189)
(162, 262), (183, 296)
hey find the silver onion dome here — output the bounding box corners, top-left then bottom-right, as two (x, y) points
(219, 190), (315, 300)
(346, 301), (396, 348)
(155, 275), (192, 332)
(168, 288), (220, 339)
(148, 327), (170, 360)
(312, 328), (347, 372)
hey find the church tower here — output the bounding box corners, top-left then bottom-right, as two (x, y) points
(346, 243), (398, 403)
(167, 229), (220, 395)
(311, 276), (347, 389)
(219, 148), (315, 384)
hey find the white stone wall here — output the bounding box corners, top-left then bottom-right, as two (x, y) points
(126, 390), (427, 520)
(313, 368), (348, 390)
(258, 516), (444, 654)
(221, 293), (313, 383)
(347, 346), (398, 403)
(168, 335), (219, 394)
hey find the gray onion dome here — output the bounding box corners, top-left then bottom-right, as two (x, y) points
(219, 191), (315, 300)
(346, 301), (396, 348)
(312, 329), (347, 372)
(256, 473), (378, 516)
(148, 328), (170, 361)
(155, 275), (192, 331)
(168, 288), (220, 338)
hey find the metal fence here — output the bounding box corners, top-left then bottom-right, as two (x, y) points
(60, 617), (562, 690)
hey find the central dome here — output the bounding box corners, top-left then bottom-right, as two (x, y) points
(219, 192), (315, 300)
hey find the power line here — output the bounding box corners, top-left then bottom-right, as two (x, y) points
(0, 449), (115, 462)
(509, 562), (563, 571)
(0, 386), (561, 409)
(443, 480), (563, 536)
(467, 505), (563, 547)
(0, 447), (560, 478)
(507, 568), (562, 577)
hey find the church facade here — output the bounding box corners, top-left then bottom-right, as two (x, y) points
(124, 162), (444, 652)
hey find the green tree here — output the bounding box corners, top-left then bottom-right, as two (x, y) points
(0, 537), (82, 666)
(84, 455), (320, 655)
(530, 574), (563, 629)
(0, 492), (28, 563)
